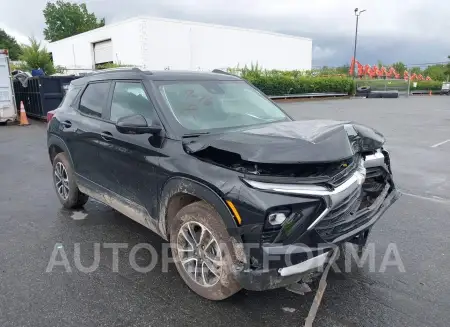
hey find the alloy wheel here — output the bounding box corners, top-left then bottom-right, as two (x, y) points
(54, 162), (69, 200)
(177, 221), (223, 287)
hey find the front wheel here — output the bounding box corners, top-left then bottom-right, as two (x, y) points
(169, 201), (242, 300)
(52, 152), (89, 209)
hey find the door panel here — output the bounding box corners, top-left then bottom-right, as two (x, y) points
(65, 81), (111, 185)
(97, 80), (164, 219)
(96, 127), (163, 214)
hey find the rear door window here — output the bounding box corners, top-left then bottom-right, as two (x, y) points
(79, 82), (110, 118)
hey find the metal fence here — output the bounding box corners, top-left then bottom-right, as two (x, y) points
(355, 79), (411, 96)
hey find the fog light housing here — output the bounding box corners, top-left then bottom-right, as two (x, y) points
(268, 213), (287, 225)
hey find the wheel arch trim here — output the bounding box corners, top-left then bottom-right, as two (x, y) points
(48, 134), (74, 166)
(159, 177), (241, 241)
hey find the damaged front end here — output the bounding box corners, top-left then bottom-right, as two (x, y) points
(234, 149), (399, 291)
(182, 120), (399, 291)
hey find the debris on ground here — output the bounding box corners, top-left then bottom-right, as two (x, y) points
(282, 307), (296, 313)
(285, 282), (312, 295)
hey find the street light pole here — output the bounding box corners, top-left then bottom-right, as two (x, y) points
(352, 8), (366, 79)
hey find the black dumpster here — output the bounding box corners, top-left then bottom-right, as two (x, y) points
(13, 76), (79, 119)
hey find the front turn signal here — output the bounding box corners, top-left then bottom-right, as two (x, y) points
(226, 200), (242, 225)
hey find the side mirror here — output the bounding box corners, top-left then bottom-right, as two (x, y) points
(115, 114), (162, 135)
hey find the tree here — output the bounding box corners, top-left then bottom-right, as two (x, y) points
(43, 0), (105, 42)
(335, 64), (350, 75)
(423, 64), (447, 81)
(446, 55), (450, 80)
(0, 29), (22, 60)
(18, 37), (55, 75)
(392, 62), (407, 76)
(409, 67), (422, 75)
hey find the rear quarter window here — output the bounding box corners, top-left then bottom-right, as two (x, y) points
(79, 82), (110, 118)
(58, 85), (81, 108)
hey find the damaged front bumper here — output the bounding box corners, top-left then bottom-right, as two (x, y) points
(233, 151), (400, 291)
(235, 186), (399, 291)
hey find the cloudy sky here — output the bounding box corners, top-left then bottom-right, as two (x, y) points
(1, 0), (449, 67)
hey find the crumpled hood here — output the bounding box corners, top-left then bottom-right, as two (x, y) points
(183, 120), (385, 164)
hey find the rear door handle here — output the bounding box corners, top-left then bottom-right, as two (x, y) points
(100, 131), (113, 141)
(61, 120), (72, 128)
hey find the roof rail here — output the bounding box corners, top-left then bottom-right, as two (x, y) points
(212, 69), (233, 76)
(85, 67), (147, 76)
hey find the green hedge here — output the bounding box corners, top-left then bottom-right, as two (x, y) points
(412, 81), (442, 91)
(243, 75), (354, 96)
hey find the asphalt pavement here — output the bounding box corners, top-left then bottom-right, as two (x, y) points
(1, 97), (449, 326)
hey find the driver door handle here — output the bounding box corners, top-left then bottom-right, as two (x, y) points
(100, 131), (113, 141)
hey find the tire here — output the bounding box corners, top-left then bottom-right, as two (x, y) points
(356, 86), (371, 98)
(52, 152), (89, 209)
(0, 121), (7, 126)
(169, 201), (242, 300)
(357, 86), (371, 93)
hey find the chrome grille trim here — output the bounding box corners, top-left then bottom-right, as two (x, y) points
(244, 151), (387, 233)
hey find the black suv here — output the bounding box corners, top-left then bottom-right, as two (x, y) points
(47, 68), (399, 300)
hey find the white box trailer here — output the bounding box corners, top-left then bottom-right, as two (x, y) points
(48, 16), (312, 73)
(0, 50), (17, 123)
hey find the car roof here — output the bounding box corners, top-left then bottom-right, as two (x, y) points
(71, 68), (241, 86)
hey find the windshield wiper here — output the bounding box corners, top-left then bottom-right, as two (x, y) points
(182, 132), (210, 138)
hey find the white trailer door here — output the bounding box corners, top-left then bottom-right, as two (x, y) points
(0, 52), (16, 122)
(94, 39), (113, 64)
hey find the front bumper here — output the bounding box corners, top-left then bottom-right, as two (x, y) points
(233, 151), (400, 291)
(235, 186), (399, 290)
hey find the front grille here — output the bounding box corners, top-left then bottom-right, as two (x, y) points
(315, 183), (376, 242)
(261, 227), (281, 244)
(328, 155), (360, 187)
(366, 167), (386, 179)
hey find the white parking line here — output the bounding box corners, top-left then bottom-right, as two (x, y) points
(304, 248), (339, 327)
(431, 139), (450, 148)
(401, 191), (450, 204)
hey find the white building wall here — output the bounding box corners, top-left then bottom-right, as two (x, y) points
(48, 17), (312, 73)
(140, 17), (311, 71)
(48, 18), (143, 72)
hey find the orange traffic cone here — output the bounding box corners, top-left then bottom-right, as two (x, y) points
(19, 101), (30, 126)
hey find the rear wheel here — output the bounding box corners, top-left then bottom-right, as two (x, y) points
(52, 152), (89, 209)
(169, 201), (242, 300)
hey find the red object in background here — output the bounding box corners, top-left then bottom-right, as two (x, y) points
(356, 60), (364, 77)
(394, 73), (400, 79)
(364, 64), (371, 77)
(0, 49), (8, 55)
(418, 74), (424, 81)
(404, 71), (409, 81)
(411, 73), (417, 81)
(386, 68), (392, 78)
(380, 66), (387, 77)
(426, 76), (432, 81)
(387, 67), (396, 78)
(371, 65), (378, 78)
(349, 57), (355, 76)
(376, 66), (384, 77)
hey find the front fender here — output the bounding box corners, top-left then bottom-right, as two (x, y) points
(158, 177), (241, 241)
